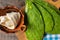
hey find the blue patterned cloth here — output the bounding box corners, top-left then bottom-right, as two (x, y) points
(43, 34), (60, 40)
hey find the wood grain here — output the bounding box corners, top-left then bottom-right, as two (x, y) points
(0, 0), (60, 40)
(16, 31), (27, 40)
(45, 0), (60, 8)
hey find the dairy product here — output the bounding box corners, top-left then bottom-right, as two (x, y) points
(0, 12), (20, 29)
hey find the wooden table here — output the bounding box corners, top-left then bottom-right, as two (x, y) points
(0, 0), (60, 40)
(45, 0), (60, 8)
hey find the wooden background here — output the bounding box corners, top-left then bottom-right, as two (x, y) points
(0, 0), (60, 40)
(45, 0), (60, 9)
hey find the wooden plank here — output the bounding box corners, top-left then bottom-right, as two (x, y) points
(0, 30), (18, 40)
(0, 0), (60, 40)
(45, 0), (60, 8)
(16, 31), (27, 40)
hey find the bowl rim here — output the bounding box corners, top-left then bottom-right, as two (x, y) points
(0, 6), (26, 33)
